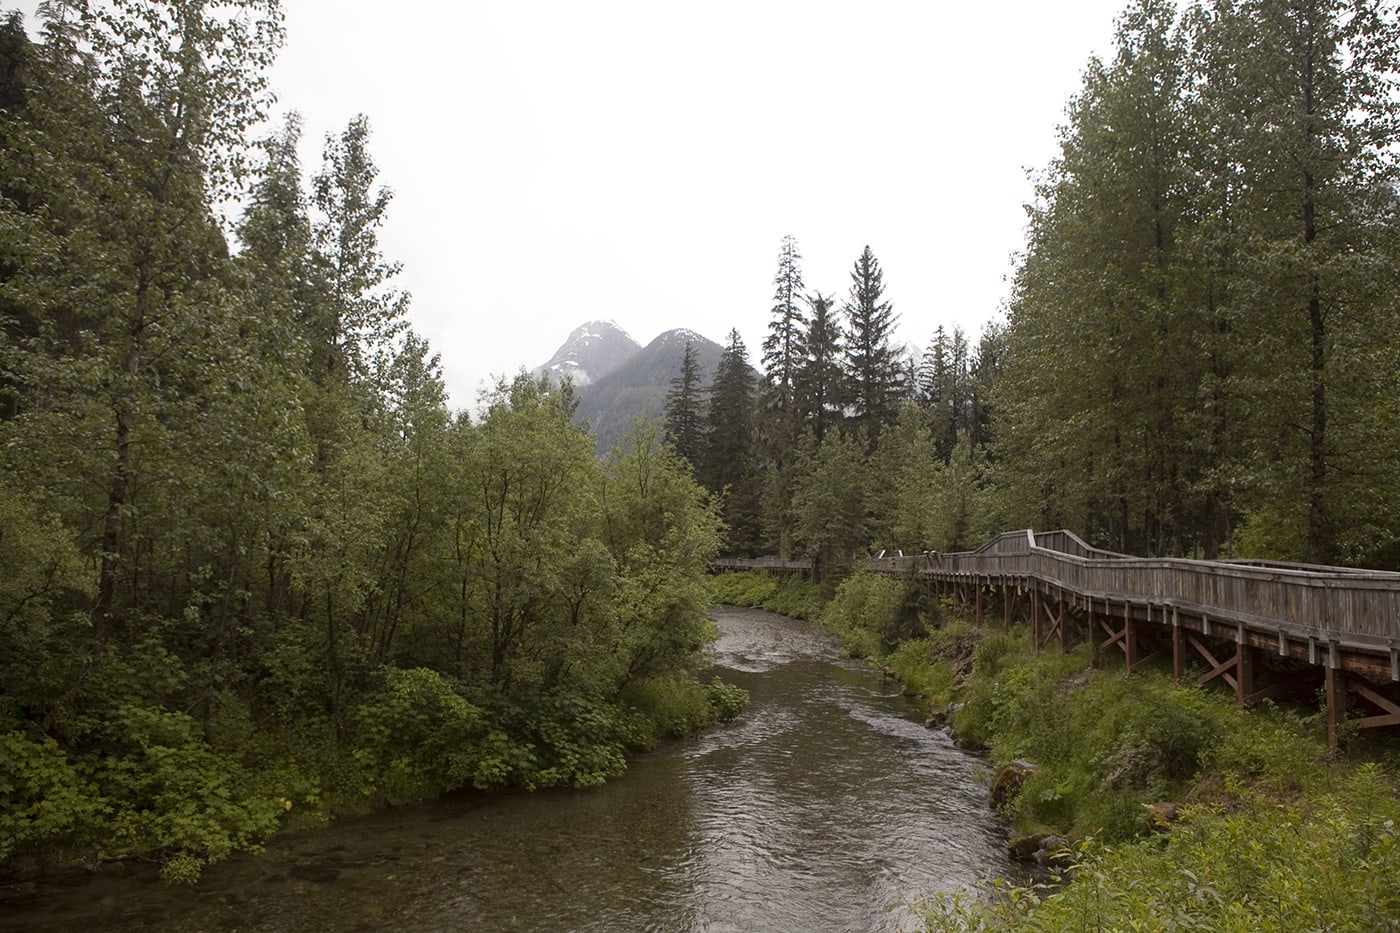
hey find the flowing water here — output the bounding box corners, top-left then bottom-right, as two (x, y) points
(2, 607), (1013, 932)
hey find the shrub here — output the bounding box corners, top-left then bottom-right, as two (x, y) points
(764, 577), (824, 621)
(887, 638), (957, 705)
(90, 705), (284, 884)
(625, 674), (717, 739)
(352, 667), (487, 801)
(709, 570), (778, 607)
(820, 573), (908, 658)
(706, 676), (749, 721)
(0, 731), (102, 866)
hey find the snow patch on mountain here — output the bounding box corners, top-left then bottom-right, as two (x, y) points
(533, 319), (640, 387)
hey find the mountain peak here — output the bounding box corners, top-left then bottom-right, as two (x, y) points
(534, 320), (640, 387)
(653, 327), (709, 348)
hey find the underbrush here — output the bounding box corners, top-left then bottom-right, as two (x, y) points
(709, 570), (824, 621)
(1, 666), (749, 885)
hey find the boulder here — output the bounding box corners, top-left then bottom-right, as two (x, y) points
(1007, 833), (1044, 861)
(989, 758), (1038, 810)
(1145, 801), (1182, 830)
(1034, 834), (1071, 869)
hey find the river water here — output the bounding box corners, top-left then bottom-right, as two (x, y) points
(3, 607), (1011, 932)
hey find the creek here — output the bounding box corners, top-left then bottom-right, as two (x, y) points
(2, 606), (1012, 932)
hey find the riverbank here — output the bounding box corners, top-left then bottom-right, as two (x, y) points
(0, 605), (1011, 932)
(712, 570), (1400, 930)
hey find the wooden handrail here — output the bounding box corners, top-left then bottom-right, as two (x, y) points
(864, 530), (1400, 653)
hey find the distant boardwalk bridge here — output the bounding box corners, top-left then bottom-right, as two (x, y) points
(715, 529), (1400, 751)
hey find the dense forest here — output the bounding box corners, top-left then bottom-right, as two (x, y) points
(674, 0), (1400, 574)
(0, 1), (741, 883)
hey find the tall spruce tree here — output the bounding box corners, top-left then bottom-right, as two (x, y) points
(919, 325), (974, 460)
(702, 329), (762, 554)
(761, 234), (807, 419)
(664, 339), (704, 466)
(842, 245), (902, 450)
(757, 235), (807, 554)
(795, 291), (845, 445)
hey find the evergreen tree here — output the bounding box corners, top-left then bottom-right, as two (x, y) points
(761, 234), (807, 416)
(791, 432), (867, 585)
(701, 329), (762, 554)
(795, 291), (845, 444)
(919, 325), (973, 460)
(842, 245), (902, 450)
(663, 340), (704, 465)
(756, 235), (807, 555)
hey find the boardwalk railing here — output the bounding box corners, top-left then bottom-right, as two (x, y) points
(711, 556), (815, 574)
(715, 530), (1400, 748)
(869, 529), (1400, 656)
(852, 529), (1400, 749)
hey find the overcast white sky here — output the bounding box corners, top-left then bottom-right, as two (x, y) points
(18, 0), (1129, 407)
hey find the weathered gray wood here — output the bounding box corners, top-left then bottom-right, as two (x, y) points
(871, 529), (1400, 655)
(713, 557), (814, 572)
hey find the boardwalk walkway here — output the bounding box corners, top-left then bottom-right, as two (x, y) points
(718, 529), (1400, 750)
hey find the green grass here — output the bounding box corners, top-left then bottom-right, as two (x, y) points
(900, 614), (1400, 931)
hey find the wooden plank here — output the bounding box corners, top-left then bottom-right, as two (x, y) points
(1191, 635), (1239, 691)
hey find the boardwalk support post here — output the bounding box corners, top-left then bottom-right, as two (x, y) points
(1326, 665), (1345, 755)
(1172, 609), (1183, 680)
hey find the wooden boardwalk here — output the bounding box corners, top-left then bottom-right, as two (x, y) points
(719, 530), (1400, 750)
(711, 556), (815, 574)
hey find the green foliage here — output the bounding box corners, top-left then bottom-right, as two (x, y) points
(487, 691), (641, 791)
(92, 705), (284, 884)
(706, 676), (749, 722)
(987, 0), (1400, 563)
(948, 632), (1228, 839)
(819, 573), (914, 658)
(761, 577), (824, 622)
(903, 611), (1400, 933)
(791, 433), (867, 584)
(0, 731), (101, 865)
(708, 570), (779, 607)
(624, 675), (718, 740)
(886, 638), (956, 705)
(351, 668), (486, 802)
(0, 0), (743, 888)
(710, 570), (823, 621)
(916, 767), (1400, 932)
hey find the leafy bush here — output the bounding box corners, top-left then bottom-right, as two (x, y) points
(483, 690), (643, 791)
(709, 570), (779, 607)
(708, 570), (823, 619)
(0, 731), (102, 866)
(820, 573), (910, 658)
(706, 676), (749, 721)
(352, 667), (487, 801)
(763, 577), (824, 621)
(619, 674), (715, 740)
(89, 705), (284, 884)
